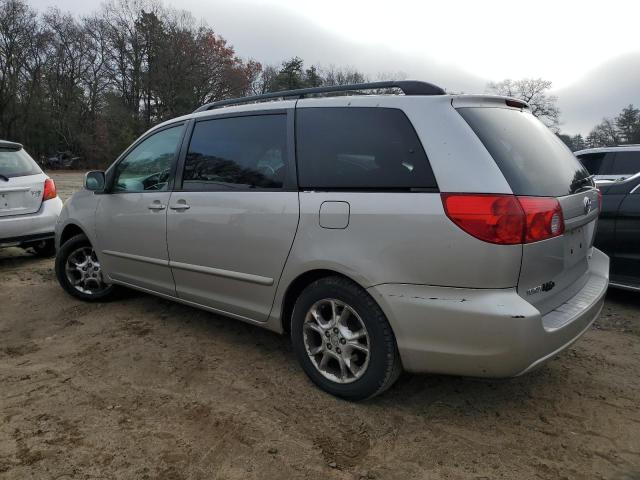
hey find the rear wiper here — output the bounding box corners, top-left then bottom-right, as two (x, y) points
(0, 174), (9, 182)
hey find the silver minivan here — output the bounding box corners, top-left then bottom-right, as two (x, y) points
(54, 81), (609, 400)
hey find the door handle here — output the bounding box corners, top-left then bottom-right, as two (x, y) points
(170, 202), (190, 211)
(148, 203), (166, 210)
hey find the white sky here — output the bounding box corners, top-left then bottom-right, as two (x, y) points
(182, 0), (640, 89)
(29, 0), (640, 133)
(30, 0), (640, 88)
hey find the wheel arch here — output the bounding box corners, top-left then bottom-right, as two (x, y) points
(280, 269), (367, 334)
(59, 223), (86, 247)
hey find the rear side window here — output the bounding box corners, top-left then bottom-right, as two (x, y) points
(611, 151), (640, 175)
(183, 114), (287, 191)
(577, 153), (606, 175)
(458, 108), (592, 197)
(296, 107), (437, 190)
(0, 148), (41, 178)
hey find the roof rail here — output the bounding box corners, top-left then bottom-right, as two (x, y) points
(193, 80), (446, 113)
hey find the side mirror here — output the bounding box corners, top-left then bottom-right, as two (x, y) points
(85, 171), (106, 192)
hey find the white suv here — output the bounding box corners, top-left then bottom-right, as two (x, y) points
(0, 141), (62, 256)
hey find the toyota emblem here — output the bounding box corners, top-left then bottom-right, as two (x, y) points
(583, 196), (592, 215)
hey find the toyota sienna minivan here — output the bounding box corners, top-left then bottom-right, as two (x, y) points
(54, 81), (609, 400)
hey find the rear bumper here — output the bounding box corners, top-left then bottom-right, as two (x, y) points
(0, 197), (63, 246)
(368, 248), (609, 377)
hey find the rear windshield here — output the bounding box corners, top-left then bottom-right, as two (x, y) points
(458, 107), (592, 197)
(0, 148), (41, 178)
(576, 152), (606, 175)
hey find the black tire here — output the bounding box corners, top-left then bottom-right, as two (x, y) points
(291, 276), (402, 401)
(28, 239), (56, 257)
(55, 233), (116, 301)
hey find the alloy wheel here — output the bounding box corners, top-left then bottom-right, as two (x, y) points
(302, 298), (370, 384)
(64, 246), (108, 295)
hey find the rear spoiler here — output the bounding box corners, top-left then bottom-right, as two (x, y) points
(0, 140), (23, 150)
(451, 95), (531, 111)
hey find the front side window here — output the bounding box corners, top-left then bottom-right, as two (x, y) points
(112, 125), (184, 192)
(296, 107), (437, 190)
(611, 151), (640, 175)
(182, 114), (288, 191)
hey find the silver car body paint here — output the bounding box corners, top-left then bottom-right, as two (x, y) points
(56, 93), (609, 378)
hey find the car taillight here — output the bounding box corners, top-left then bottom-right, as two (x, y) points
(441, 194), (524, 245)
(517, 196), (564, 243)
(441, 194), (564, 245)
(43, 178), (57, 201)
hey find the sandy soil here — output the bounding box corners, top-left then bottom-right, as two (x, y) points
(0, 171), (639, 479)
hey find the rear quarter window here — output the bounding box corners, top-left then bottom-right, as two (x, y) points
(0, 148), (41, 178)
(458, 107), (592, 197)
(296, 107), (437, 190)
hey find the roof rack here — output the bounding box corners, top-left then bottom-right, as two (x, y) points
(193, 80), (446, 113)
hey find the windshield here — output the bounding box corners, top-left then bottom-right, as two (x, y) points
(0, 148), (42, 178)
(458, 107), (593, 197)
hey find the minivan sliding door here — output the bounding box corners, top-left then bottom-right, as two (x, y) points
(166, 110), (299, 322)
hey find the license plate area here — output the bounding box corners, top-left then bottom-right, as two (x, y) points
(0, 191), (20, 212)
(564, 226), (589, 268)
(0, 187), (39, 216)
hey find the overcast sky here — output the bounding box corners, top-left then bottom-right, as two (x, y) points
(30, 0), (640, 134)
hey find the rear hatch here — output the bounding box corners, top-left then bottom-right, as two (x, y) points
(456, 100), (598, 314)
(0, 146), (46, 217)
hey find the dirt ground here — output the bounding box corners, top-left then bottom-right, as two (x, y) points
(1, 171), (639, 480)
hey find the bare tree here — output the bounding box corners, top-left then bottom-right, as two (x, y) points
(487, 78), (560, 130)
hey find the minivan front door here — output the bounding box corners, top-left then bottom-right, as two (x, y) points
(95, 124), (185, 296)
(166, 112), (299, 322)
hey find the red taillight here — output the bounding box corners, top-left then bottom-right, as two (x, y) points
(441, 194), (564, 245)
(517, 196), (564, 243)
(441, 194), (524, 245)
(43, 178), (57, 201)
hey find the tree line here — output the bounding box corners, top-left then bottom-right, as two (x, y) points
(0, 0), (369, 167)
(1, 0), (638, 167)
(557, 105), (640, 152)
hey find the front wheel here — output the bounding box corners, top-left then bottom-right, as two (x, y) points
(291, 276), (402, 400)
(55, 234), (116, 301)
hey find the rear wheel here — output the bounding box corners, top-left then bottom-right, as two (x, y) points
(291, 276), (401, 400)
(55, 234), (116, 301)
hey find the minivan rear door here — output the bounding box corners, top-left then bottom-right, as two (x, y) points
(0, 148), (45, 217)
(167, 110), (299, 323)
(456, 101), (600, 314)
